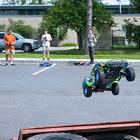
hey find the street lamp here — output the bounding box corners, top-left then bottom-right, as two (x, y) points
(117, 0), (122, 14)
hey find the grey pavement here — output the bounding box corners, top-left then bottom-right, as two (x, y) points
(0, 63), (140, 140)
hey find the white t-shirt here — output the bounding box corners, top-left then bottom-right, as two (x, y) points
(41, 33), (52, 47)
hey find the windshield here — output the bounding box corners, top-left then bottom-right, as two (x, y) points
(13, 33), (24, 39)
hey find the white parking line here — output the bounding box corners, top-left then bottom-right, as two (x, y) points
(32, 64), (56, 76)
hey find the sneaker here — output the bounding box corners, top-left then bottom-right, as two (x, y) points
(47, 58), (50, 60)
(88, 61), (94, 66)
(10, 63), (16, 66)
(4, 62), (10, 66)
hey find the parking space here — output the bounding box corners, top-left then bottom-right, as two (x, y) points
(0, 63), (140, 140)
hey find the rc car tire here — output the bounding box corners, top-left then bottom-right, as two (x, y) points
(95, 71), (105, 84)
(125, 67), (135, 81)
(112, 82), (119, 95)
(88, 133), (139, 140)
(26, 133), (87, 140)
(83, 81), (92, 97)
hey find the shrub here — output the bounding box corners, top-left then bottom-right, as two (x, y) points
(8, 19), (36, 38)
(123, 19), (140, 48)
(61, 43), (78, 47)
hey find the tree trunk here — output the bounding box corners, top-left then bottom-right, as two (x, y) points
(77, 29), (87, 54)
(77, 31), (82, 50)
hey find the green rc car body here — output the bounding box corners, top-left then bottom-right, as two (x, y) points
(82, 60), (136, 97)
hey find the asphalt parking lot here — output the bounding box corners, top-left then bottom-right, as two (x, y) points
(0, 62), (140, 140)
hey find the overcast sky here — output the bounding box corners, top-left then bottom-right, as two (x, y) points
(102, 0), (130, 5)
(0, 0), (130, 5)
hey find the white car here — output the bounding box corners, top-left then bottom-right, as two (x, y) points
(0, 32), (39, 52)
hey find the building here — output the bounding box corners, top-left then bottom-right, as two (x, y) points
(0, 5), (51, 28)
(0, 4), (139, 46)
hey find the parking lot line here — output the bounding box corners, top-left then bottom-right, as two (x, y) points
(32, 64), (56, 76)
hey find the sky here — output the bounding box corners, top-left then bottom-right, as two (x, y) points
(102, 0), (130, 5)
(0, 0), (130, 5)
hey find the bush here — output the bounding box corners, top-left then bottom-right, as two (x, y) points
(61, 42), (78, 47)
(0, 24), (6, 32)
(123, 19), (140, 48)
(8, 19), (36, 38)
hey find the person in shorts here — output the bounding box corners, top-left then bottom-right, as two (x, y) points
(41, 29), (52, 60)
(4, 28), (16, 65)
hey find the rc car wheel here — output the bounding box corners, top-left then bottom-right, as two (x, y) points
(26, 133), (87, 140)
(88, 133), (139, 140)
(125, 67), (135, 81)
(95, 70), (105, 84)
(112, 82), (119, 95)
(82, 80), (92, 97)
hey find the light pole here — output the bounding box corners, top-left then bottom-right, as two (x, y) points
(117, 0), (122, 14)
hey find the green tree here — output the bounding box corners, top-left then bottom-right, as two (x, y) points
(0, 24), (6, 32)
(42, 0), (113, 50)
(130, 0), (140, 13)
(38, 18), (67, 46)
(123, 19), (140, 48)
(29, 0), (47, 4)
(20, 0), (26, 4)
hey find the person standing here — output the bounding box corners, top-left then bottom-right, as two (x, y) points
(41, 29), (52, 60)
(4, 28), (16, 66)
(88, 28), (97, 65)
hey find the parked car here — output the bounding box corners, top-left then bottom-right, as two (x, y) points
(0, 32), (39, 52)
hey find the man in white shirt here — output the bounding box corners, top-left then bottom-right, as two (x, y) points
(41, 29), (52, 60)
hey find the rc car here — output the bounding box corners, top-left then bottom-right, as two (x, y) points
(82, 60), (135, 97)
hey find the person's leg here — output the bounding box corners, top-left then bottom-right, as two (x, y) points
(5, 50), (10, 64)
(9, 52), (14, 64)
(88, 47), (94, 64)
(43, 46), (46, 60)
(46, 50), (50, 60)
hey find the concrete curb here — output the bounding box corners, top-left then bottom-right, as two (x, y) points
(1, 58), (140, 64)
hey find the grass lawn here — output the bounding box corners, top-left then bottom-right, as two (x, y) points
(0, 47), (140, 59)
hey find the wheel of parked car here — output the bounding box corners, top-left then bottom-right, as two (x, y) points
(111, 82), (119, 95)
(82, 80), (92, 97)
(125, 67), (135, 81)
(26, 133), (87, 140)
(88, 133), (139, 140)
(22, 43), (32, 52)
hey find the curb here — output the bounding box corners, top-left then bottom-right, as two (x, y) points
(1, 58), (140, 64)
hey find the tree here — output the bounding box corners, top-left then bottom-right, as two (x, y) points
(2, 0), (19, 5)
(123, 19), (140, 48)
(38, 16), (67, 46)
(20, 0), (26, 4)
(130, 0), (140, 13)
(42, 0), (113, 51)
(3, 0), (48, 5)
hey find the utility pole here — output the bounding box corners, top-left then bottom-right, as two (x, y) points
(117, 0), (122, 14)
(86, 0), (95, 64)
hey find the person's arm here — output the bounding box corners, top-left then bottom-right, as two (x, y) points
(4, 35), (9, 45)
(93, 34), (97, 43)
(49, 34), (52, 41)
(10, 36), (16, 46)
(41, 35), (44, 42)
